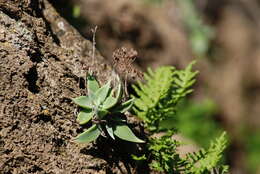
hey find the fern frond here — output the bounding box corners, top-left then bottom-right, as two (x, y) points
(185, 132), (229, 174)
(132, 62), (198, 131)
(172, 61), (199, 103)
(148, 134), (185, 173)
(132, 66), (175, 131)
(132, 62), (229, 174)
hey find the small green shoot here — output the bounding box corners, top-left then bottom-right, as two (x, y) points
(72, 74), (144, 143)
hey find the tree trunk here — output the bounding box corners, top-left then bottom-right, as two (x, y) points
(0, 0), (137, 173)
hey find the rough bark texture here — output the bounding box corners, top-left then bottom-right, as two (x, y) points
(0, 0), (141, 173)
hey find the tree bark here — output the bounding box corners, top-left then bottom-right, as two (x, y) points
(0, 0), (135, 173)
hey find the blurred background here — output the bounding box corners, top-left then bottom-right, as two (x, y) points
(50, 0), (260, 173)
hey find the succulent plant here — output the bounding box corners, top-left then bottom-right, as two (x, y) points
(72, 75), (144, 143)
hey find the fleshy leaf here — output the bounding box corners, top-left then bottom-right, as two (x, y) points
(72, 96), (93, 109)
(87, 75), (99, 94)
(97, 109), (109, 119)
(113, 124), (145, 143)
(112, 98), (135, 113)
(94, 81), (111, 106)
(77, 109), (95, 125)
(75, 125), (101, 143)
(101, 80), (122, 109)
(115, 81), (122, 102)
(102, 96), (117, 109)
(106, 125), (115, 140)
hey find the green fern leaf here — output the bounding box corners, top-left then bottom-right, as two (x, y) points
(186, 132), (229, 174)
(132, 62), (198, 131)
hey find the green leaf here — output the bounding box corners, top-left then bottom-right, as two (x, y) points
(102, 96), (117, 109)
(106, 125), (115, 140)
(115, 81), (122, 101)
(87, 75), (99, 94)
(97, 109), (109, 119)
(113, 124), (145, 143)
(101, 80), (122, 110)
(77, 109), (94, 125)
(132, 154), (147, 161)
(75, 125), (101, 143)
(113, 98), (135, 113)
(72, 96), (93, 109)
(94, 81), (111, 106)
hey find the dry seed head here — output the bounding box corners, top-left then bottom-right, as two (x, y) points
(112, 47), (143, 82)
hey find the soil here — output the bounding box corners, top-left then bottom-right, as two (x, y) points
(0, 0), (147, 173)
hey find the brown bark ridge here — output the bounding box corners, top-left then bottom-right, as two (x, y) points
(0, 0), (140, 173)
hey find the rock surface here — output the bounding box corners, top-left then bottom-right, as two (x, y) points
(0, 0), (138, 173)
